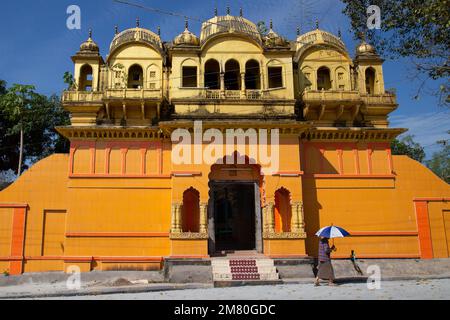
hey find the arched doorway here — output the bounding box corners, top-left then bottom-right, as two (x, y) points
(365, 67), (376, 94)
(317, 66), (331, 90)
(128, 64), (144, 89)
(208, 153), (263, 254)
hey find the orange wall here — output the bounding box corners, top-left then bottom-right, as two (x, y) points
(0, 138), (449, 274)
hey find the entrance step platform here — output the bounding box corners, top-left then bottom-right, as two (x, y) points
(212, 257), (281, 286)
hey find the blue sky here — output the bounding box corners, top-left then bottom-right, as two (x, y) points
(0, 0), (448, 157)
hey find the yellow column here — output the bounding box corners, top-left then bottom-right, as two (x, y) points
(200, 203), (208, 234)
(171, 203), (182, 233)
(267, 202), (275, 233)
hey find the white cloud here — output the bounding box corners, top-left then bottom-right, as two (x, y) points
(390, 111), (450, 157)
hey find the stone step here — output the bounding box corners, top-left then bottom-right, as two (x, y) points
(213, 266), (277, 274)
(211, 260), (275, 267)
(213, 273), (280, 281)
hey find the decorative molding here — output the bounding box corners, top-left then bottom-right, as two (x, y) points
(169, 232), (209, 240)
(263, 231), (307, 239)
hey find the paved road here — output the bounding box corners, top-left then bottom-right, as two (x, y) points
(34, 278), (450, 300)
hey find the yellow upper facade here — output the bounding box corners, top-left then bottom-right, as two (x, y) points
(63, 13), (397, 128)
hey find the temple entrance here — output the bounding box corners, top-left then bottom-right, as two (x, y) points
(209, 181), (262, 255)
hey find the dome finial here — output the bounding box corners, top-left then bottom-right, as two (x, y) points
(185, 18), (189, 30)
(315, 19), (319, 29)
(158, 26), (161, 36)
(240, 8), (243, 17)
(226, 5), (230, 15)
(338, 28), (342, 39)
(297, 26), (300, 36)
(115, 25), (119, 35)
(214, 7), (218, 16)
(88, 28), (92, 39)
(270, 19), (273, 30)
(136, 17), (140, 28)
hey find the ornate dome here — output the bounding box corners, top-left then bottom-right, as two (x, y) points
(200, 9), (262, 46)
(79, 30), (100, 55)
(174, 20), (200, 46)
(264, 20), (289, 47)
(356, 41), (377, 55)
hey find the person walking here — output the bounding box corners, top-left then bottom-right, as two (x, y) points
(315, 236), (337, 286)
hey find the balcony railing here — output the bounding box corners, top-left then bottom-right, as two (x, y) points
(302, 90), (362, 102)
(361, 93), (397, 105)
(202, 89), (269, 100)
(104, 88), (162, 100)
(62, 89), (163, 103)
(62, 91), (103, 103)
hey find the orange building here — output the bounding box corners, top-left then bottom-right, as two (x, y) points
(0, 13), (449, 275)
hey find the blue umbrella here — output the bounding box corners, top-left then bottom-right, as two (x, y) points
(315, 225), (350, 239)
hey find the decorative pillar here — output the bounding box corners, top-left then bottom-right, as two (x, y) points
(199, 203), (208, 234)
(291, 201), (305, 232)
(171, 203), (182, 233)
(267, 202), (275, 233)
(240, 72), (246, 98)
(220, 72), (225, 97)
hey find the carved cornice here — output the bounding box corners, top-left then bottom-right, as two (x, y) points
(300, 128), (406, 142)
(56, 126), (170, 140)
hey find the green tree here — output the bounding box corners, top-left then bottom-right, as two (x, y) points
(0, 82), (70, 176)
(63, 71), (76, 90)
(341, 0), (450, 105)
(1, 84), (36, 175)
(426, 137), (450, 183)
(391, 135), (426, 163)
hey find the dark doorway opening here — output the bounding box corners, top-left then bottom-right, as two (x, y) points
(212, 183), (256, 252)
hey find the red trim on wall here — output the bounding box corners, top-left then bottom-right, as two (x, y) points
(337, 148), (344, 174)
(272, 171), (304, 177)
(169, 255), (210, 259)
(414, 201), (434, 259)
(353, 146), (361, 175)
(90, 146), (96, 174)
(387, 148), (394, 173)
(9, 207), (27, 275)
(333, 254), (420, 259)
(413, 197), (450, 202)
(69, 174), (172, 179)
(349, 231), (418, 236)
(0, 204), (28, 208)
(13, 256), (164, 263)
(367, 147), (373, 174)
(66, 232), (170, 238)
(140, 148), (147, 175)
(309, 174), (396, 179)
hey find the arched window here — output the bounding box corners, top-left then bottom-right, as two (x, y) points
(79, 64), (93, 91)
(245, 60), (260, 90)
(365, 67), (376, 94)
(204, 59), (220, 89)
(317, 67), (331, 90)
(224, 59), (240, 90)
(274, 188), (292, 233)
(128, 64), (143, 89)
(182, 188), (200, 232)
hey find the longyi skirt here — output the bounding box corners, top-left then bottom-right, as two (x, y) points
(317, 261), (335, 280)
